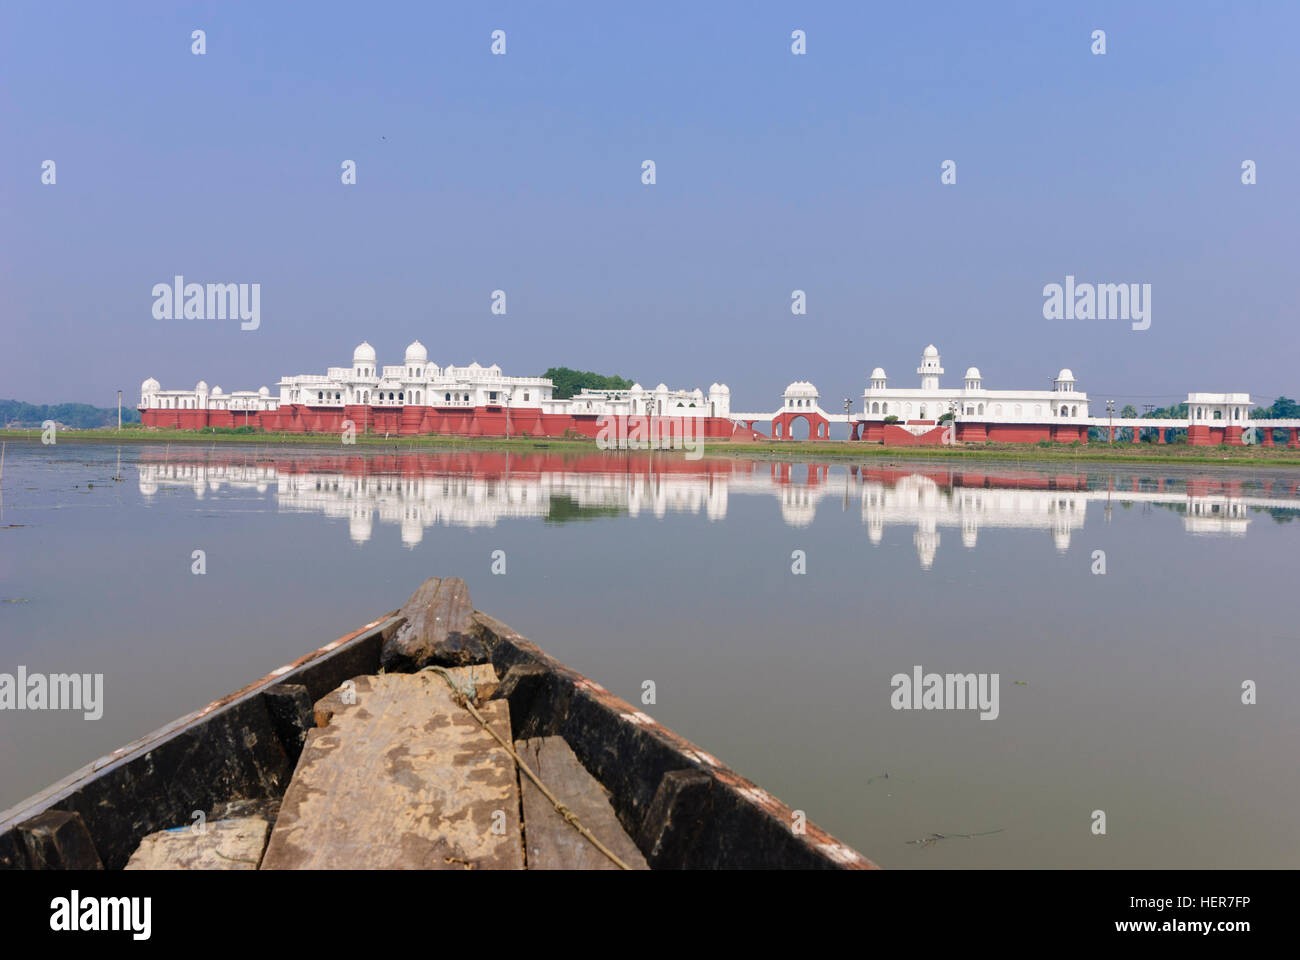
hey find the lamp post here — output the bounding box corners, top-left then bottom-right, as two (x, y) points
(843, 397), (853, 441)
(505, 391), (511, 439)
(1106, 399), (1115, 443)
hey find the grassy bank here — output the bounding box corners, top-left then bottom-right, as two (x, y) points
(2, 427), (1298, 466)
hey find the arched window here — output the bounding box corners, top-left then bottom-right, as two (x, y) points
(919, 404), (927, 419)
(904, 403), (912, 416)
(445, 393), (451, 402)
(881, 403), (888, 415)
(398, 392), (404, 401)
(978, 403), (984, 415)
(871, 402), (879, 413)
(1072, 405), (1078, 416)
(1213, 410), (1222, 420)
(389, 392), (395, 401)
(318, 392), (323, 401)
(415, 391), (421, 403)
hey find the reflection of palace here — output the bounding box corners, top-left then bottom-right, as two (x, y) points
(136, 453), (1300, 566)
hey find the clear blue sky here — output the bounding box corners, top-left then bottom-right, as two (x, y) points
(2, 1), (1296, 411)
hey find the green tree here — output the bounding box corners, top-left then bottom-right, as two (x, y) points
(541, 367), (635, 400)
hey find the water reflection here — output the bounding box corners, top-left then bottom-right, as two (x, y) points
(136, 451), (1300, 567)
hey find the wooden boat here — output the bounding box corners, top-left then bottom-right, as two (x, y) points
(0, 577), (875, 870)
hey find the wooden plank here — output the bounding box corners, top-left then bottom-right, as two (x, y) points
(515, 737), (648, 870)
(382, 576), (487, 671)
(261, 672), (522, 870)
(17, 810), (103, 869)
(124, 817), (269, 870)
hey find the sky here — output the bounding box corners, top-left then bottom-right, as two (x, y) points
(2, 1), (1297, 412)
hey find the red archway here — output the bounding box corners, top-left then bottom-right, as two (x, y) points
(771, 411), (832, 440)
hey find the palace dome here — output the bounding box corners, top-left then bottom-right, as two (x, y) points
(784, 381), (819, 396)
(211, 386), (223, 396)
(195, 380), (209, 392)
(141, 377), (160, 392)
(870, 367), (887, 380)
(405, 340), (428, 364)
(923, 344), (939, 358)
(965, 367), (981, 380)
(353, 341), (377, 364)
(258, 386), (270, 397)
(1057, 368), (1075, 381)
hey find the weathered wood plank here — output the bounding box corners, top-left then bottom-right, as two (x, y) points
(261, 672), (522, 870)
(382, 576), (487, 671)
(17, 810), (103, 870)
(515, 737), (648, 870)
(124, 817), (269, 870)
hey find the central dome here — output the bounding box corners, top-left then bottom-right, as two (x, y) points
(404, 340), (428, 364)
(353, 341), (376, 364)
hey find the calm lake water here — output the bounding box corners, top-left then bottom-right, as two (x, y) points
(2, 440), (1297, 868)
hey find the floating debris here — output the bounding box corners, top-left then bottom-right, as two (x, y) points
(906, 828), (1004, 847)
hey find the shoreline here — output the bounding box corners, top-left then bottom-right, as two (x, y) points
(4, 427), (1300, 467)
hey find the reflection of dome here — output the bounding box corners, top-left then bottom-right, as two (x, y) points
(404, 340), (428, 364)
(965, 367), (981, 380)
(349, 510), (373, 544)
(141, 377), (160, 392)
(353, 341), (376, 365)
(1057, 368), (1074, 381)
(1053, 529), (1072, 552)
(870, 367), (886, 380)
(923, 344), (939, 358)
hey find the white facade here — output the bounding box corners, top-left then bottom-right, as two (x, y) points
(140, 340), (730, 418)
(860, 345), (1090, 425)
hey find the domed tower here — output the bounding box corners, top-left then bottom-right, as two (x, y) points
(353, 341), (377, 377)
(404, 340), (428, 377)
(1053, 368), (1075, 392)
(917, 345), (944, 391)
(964, 367), (982, 391)
(869, 367), (887, 391)
(783, 381), (820, 408)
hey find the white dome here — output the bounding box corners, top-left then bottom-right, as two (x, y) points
(258, 386), (270, 397)
(656, 383), (668, 392)
(404, 340), (428, 363)
(709, 382), (730, 395)
(353, 341), (376, 364)
(965, 367), (981, 380)
(630, 383), (644, 392)
(195, 380), (208, 392)
(141, 377), (160, 392)
(784, 380), (819, 396)
(1057, 368), (1075, 381)
(211, 386), (223, 396)
(923, 344), (939, 358)
(870, 367), (887, 380)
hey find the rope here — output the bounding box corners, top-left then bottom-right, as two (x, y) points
(420, 665), (631, 870)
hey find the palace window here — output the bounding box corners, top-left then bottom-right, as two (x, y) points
(398, 392), (404, 401)
(523, 392), (529, 401)
(318, 392), (323, 401)
(446, 393), (451, 402)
